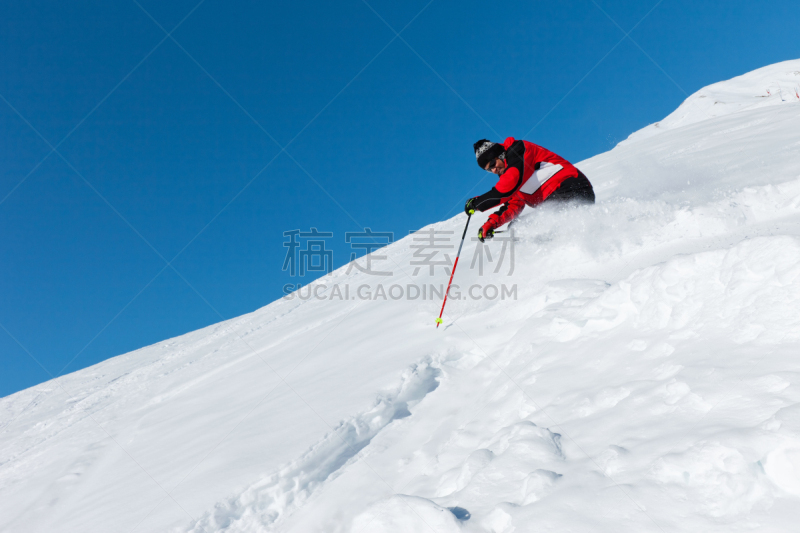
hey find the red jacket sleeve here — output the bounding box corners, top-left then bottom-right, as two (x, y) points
(483, 192), (526, 232)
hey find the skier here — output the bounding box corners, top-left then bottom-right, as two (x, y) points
(465, 138), (594, 241)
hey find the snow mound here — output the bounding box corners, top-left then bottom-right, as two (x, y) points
(349, 495), (464, 533)
(624, 58), (800, 144)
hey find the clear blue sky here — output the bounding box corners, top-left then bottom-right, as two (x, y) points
(1, 0), (797, 397)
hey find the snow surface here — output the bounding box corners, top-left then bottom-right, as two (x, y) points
(2, 60), (800, 533)
(623, 59), (800, 144)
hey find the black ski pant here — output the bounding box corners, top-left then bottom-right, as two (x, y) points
(545, 171), (595, 205)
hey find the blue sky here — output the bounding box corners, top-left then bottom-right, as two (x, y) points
(1, 0), (798, 397)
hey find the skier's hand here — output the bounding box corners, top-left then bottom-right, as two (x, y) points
(464, 197), (478, 215)
(478, 227), (494, 243)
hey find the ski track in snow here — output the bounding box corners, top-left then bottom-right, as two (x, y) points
(184, 359), (443, 532)
(3, 59), (800, 533)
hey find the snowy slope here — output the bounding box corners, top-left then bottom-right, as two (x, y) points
(2, 60), (800, 533)
(624, 59), (800, 144)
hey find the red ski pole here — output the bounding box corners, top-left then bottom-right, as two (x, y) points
(436, 211), (472, 328)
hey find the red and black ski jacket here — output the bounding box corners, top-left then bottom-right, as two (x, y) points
(472, 137), (580, 212)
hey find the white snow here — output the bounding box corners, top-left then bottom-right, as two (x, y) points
(2, 59), (800, 533)
(623, 59), (800, 145)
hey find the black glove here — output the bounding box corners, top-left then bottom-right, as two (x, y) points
(478, 227), (494, 243)
(464, 197), (478, 215)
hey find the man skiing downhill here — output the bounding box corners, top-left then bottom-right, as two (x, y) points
(465, 138), (594, 241)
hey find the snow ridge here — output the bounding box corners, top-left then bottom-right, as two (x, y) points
(184, 359), (442, 532)
(623, 58), (800, 144)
